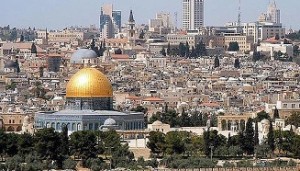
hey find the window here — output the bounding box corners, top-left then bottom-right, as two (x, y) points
(292, 104), (295, 108)
(283, 104), (287, 108)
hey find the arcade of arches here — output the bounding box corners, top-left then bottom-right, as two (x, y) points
(218, 114), (253, 132)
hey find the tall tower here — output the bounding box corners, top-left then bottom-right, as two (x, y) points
(128, 10), (136, 46)
(267, 0), (280, 23)
(100, 4), (122, 38)
(182, 0), (204, 30)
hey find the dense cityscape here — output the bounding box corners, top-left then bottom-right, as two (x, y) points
(0, 0), (300, 170)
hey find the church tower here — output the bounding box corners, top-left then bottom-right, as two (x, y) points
(128, 10), (136, 47)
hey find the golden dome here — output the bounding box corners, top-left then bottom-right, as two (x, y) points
(66, 68), (113, 98)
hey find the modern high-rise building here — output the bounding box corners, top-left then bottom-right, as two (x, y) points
(99, 4), (122, 39)
(112, 10), (122, 33)
(182, 0), (204, 30)
(258, 0), (280, 24)
(267, 0), (280, 24)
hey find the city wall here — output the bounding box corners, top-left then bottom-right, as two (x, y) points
(149, 167), (300, 171)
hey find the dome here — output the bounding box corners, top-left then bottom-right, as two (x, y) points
(104, 118), (117, 126)
(152, 120), (163, 125)
(70, 49), (98, 63)
(66, 68), (113, 98)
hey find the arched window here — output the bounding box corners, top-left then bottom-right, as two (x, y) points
(77, 123), (81, 131)
(7, 126), (14, 132)
(57, 123), (61, 130)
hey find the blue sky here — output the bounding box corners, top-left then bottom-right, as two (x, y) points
(0, 0), (298, 30)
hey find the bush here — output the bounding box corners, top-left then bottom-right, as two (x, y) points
(236, 160), (252, 167)
(63, 158), (77, 170)
(223, 161), (235, 168)
(5, 155), (23, 171)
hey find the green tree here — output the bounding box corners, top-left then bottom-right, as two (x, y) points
(255, 111), (270, 122)
(292, 135), (300, 157)
(90, 39), (95, 50)
(293, 45), (299, 56)
(34, 128), (61, 160)
(190, 46), (196, 58)
(147, 131), (165, 157)
(228, 42), (239, 51)
(6, 133), (20, 157)
(139, 30), (145, 39)
(31, 43), (37, 54)
(178, 42), (186, 57)
(18, 133), (34, 158)
(16, 59), (20, 73)
(165, 131), (185, 155)
(214, 56), (220, 68)
(267, 119), (275, 152)
(234, 58), (240, 69)
(195, 40), (207, 57)
(244, 118), (254, 155)
(180, 110), (191, 127)
(0, 129), (6, 161)
(254, 120), (259, 146)
(167, 43), (171, 56)
(63, 158), (77, 170)
(253, 51), (263, 62)
(9, 28), (17, 41)
(185, 42), (190, 57)
(286, 112), (300, 127)
(69, 131), (97, 163)
(273, 107), (280, 119)
(20, 34), (24, 42)
(160, 47), (166, 56)
(203, 129), (210, 156)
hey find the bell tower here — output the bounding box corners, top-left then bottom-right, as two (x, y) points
(128, 10), (136, 47)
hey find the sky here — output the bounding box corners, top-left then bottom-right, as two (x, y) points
(0, 0), (299, 30)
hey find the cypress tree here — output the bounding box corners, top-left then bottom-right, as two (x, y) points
(267, 120), (275, 152)
(234, 58), (240, 69)
(254, 120), (259, 146)
(185, 42), (190, 58)
(214, 56), (220, 68)
(203, 129), (211, 156)
(244, 118), (254, 155)
(273, 107), (280, 119)
(31, 43), (37, 54)
(167, 43), (171, 56)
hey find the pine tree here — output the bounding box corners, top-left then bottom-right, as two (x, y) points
(244, 118), (254, 155)
(254, 120), (259, 146)
(214, 56), (220, 68)
(267, 120), (275, 152)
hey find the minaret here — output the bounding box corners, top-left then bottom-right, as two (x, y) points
(128, 10), (136, 47)
(45, 28), (49, 45)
